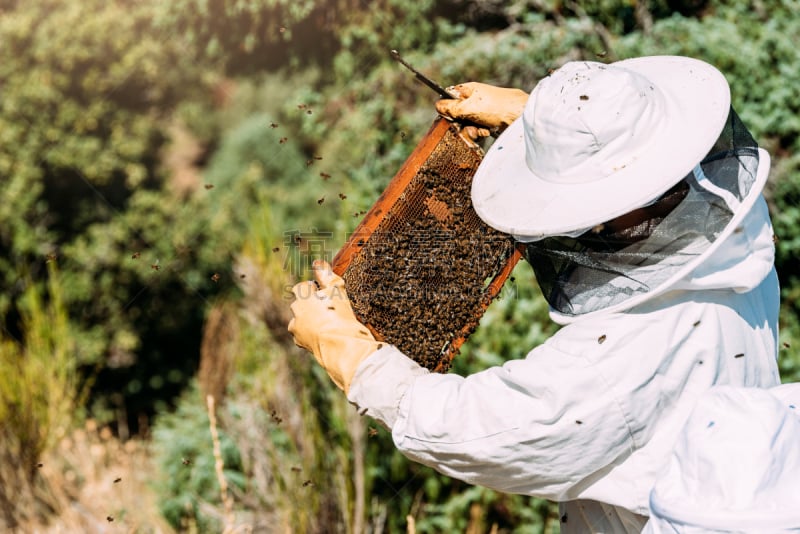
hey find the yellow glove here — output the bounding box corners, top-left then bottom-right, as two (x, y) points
(435, 82), (529, 136)
(288, 260), (381, 393)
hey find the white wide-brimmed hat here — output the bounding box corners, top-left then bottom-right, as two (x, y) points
(471, 56), (731, 240)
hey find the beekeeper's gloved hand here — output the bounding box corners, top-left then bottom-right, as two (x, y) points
(435, 82), (529, 137)
(289, 260), (381, 393)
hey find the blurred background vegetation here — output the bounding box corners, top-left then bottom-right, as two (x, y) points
(1, 0), (798, 532)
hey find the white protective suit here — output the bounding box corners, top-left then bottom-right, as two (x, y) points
(644, 384), (800, 533)
(346, 157), (781, 531)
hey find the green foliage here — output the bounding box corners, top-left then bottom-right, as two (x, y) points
(0, 263), (80, 465)
(0, 0), (247, 430)
(152, 383), (245, 531)
(0, 263), (82, 526)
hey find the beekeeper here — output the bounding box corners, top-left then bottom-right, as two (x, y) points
(288, 56), (782, 532)
(644, 384), (800, 533)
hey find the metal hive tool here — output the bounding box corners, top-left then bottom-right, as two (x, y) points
(332, 117), (524, 372)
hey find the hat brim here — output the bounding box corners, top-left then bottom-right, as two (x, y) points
(471, 56), (732, 239)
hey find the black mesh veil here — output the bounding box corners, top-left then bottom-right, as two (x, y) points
(523, 108), (760, 316)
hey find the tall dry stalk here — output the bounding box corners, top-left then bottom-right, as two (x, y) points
(207, 394), (238, 533)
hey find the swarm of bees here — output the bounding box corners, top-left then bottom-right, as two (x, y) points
(340, 133), (516, 371)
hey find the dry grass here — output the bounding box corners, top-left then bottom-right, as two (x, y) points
(16, 420), (173, 534)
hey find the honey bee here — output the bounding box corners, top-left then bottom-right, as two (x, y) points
(297, 104), (307, 109)
(575, 420), (583, 425)
(279, 27), (286, 33)
(211, 273), (220, 283)
(270, 409), (283, 424)
(306, 109), (313, 115)
(734, 353), (745, 359)
(597, 334), (606, 344)
(368, 427), (378, 437)
(204, 184), (214, 190)
(784, 342), (791, 349)
(317, 197), (325, 205)
(693, 320), (701, 327)
(302, 479), (314, 487)
(151, 262), (160, 271)
(291, 466), (302, 473)
(131, 252), (141, 259)
(270, 122), (279, 128)
(45, 253), (57, 263)
(279, 137), (288, 144)
(113, 477), (122, 483)
(182, 457), (192, 466)
(107, 516), (114, 523)
(37, 463), (43, 468)
(579, 95), (589, 101)
(338, 193), (347, 200)
(320, 172), (331, 180)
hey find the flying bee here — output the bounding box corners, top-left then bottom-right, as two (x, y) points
(317, 197), (325, 205)
(131, 252), (141, 259)
(291, 466), (302, 473)
(204, 184), (215, 190)
(597, 334), (606, 344)
(302, 479), (314, 487)
(211, 273), (220, 283)
(279, 137), (288, 144)
(320, 172), (331, 180)
(113, 477), (122, 483)
(107, 516), (114, 523)
(338, 193), (347, 200)
(182, 457), (192, 466)
(151, 261), (160, 271)
(272, 247), (280, 252)
(579, 95), (589, 101)
(368, 427), (378, 437)
(270, 122), (279, 128)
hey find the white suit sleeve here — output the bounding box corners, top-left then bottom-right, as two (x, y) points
(347, 343), (634, 500)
